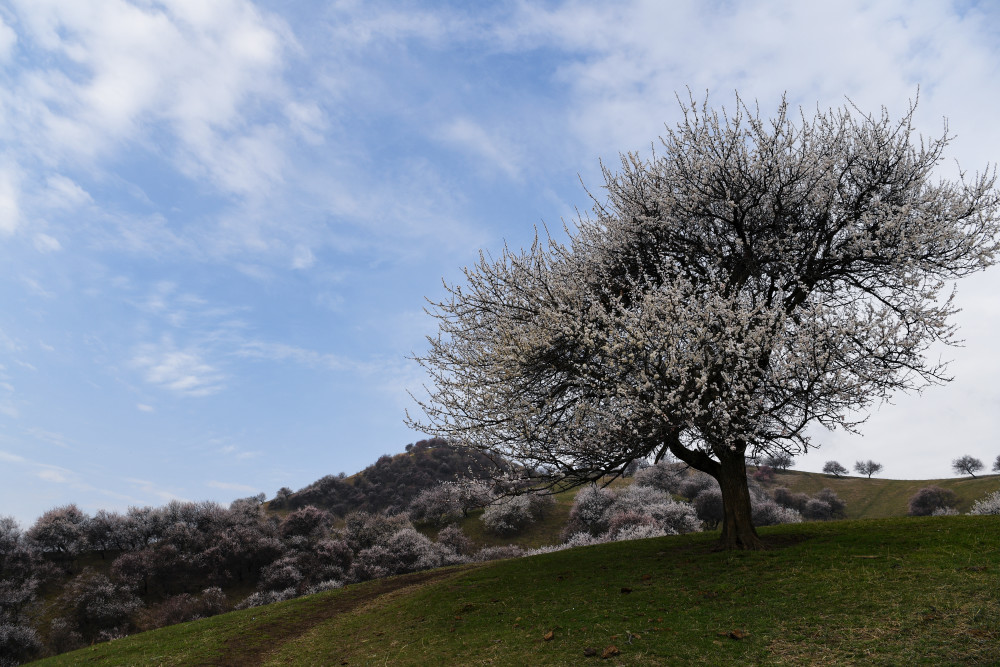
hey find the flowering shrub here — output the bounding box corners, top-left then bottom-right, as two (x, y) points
(752, 465), (776, 485)
(350, 527), (457, 582)
(969, 490), (1000, 515)
(564, 483), (701, 541)
(563, 485), (617, 537)
(606, 511), (657, 538)
(235, 587), (297, 610)
(56, 570), (143, 643)
(677, 472), (717, 501)
(304, 580), (343, 595)
(436, 524), (473, 556)
(138, 587), (227, 630)
(0, 623), (41, 667)
(279, 506), (332, 538)
(258, 556), (304, 592)
(481, 493), (553, 536)
(633, 462), (682, 494)
(772, 487), (809, 512)
(472, 545), (526, 562)
(751, 500), (802, 526)
(931, 507), (959, 516)
(814, 489), (847, 519)
(408, 485), (464, 526)
(343, 512), (410, 552)
(409, 480), (494, 527)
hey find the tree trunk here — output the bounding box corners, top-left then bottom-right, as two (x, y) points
(714, 449), (764, 551)
(666, 433), (763, 550)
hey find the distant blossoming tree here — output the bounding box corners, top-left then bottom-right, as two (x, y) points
(765, 452), (794, 471)
(822, 461), (848, 478)
(951, 455), (984, 478)
(854, 460), (883, 479)
(411, 93), (1000, 549)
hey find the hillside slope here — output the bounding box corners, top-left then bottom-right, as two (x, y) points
(764, 470), (1000, 518)
(38, 516), (1000, 666)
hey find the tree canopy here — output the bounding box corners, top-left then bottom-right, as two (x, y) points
(411, 93), (1000, 549)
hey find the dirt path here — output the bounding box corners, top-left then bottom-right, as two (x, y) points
(213, 566), (476, 666)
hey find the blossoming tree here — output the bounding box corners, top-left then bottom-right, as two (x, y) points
(410, 94), (1000, 549)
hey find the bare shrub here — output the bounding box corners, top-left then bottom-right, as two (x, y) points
(693, 488), (723, 529)
(908, 486), (958, 516)
(772, 487), (808, 512)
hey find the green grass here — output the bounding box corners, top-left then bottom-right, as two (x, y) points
(37, 515), (1000, 666)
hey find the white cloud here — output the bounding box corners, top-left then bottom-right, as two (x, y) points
(438, 117), (521, 179)
(0, 450), (27, 463)
(285, 100), (326, 145)
(503, 1), (1000, 167)
(44, 175), (93, 210)
(38, 468), (67, 483)
(9, 0), (290, 188)
(125, 477), (188, 503)
(33, 233), (62, 253)
(136, 403), (154, 413)
(236, 340), (352, 372)
(291, 244), (315, 270)
(132, 337), (225, 397)
(21, 276), (54, 299)
(0, 165), (21, 235)
(0, 16), (16, 61)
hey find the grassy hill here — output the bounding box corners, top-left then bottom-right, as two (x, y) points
(762, 469), (1000, 518)
(37, 515), (999, 665)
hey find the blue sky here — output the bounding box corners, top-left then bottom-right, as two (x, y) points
(2, 0), (1000, 525)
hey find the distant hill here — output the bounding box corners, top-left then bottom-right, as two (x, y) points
(759, 469), (1000, 518)
(270, 438), (499, 516)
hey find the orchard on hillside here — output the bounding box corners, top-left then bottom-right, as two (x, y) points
(412, 92), (1000, 550)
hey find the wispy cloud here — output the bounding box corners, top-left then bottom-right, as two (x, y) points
(8, 0), (291, 189)
(207, 480), (259, 494)
(437, 118), (521, 179)
(131, 337), (225, 397)
(38, 468), (68, 483)
(125, 477), (188, 504)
